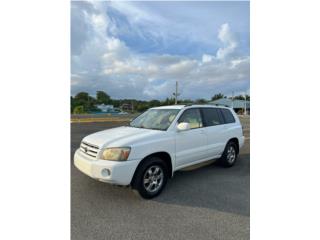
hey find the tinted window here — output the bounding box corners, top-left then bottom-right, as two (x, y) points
(220, 108), (236, 124)
(202, 108), (223, 126)
(178, 108), (203, 129)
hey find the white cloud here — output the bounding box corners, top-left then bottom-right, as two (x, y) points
(202, 54), (213, 63)
(165, 60), (197, 76)
(103, 38), (131, 64)
(71, 74), (82, 86)
(71, 2), (249, 100)
(97, 33), (249, 99)
(108, 1), (165, 24)
(143, 81), (170, 98)
(216, 23), (238, 59)
(201, 23), (239, 62)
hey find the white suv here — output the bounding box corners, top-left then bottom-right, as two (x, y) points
(74, 105), (245, 199)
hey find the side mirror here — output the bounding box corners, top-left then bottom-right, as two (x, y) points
(177, 122), (190, 131)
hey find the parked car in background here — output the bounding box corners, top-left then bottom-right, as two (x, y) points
(74, 105), (245, 199)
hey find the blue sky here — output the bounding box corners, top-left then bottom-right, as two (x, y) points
(71, 1), (250, 100)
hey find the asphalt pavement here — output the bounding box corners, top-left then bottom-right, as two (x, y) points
(71, 122), (250, 240)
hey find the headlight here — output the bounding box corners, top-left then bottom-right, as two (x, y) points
(100, 147), (131, 161)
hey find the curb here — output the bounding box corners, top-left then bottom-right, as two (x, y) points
(71, 118), (132, 123)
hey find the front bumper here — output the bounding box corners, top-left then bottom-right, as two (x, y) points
(74, 149), (139, 185)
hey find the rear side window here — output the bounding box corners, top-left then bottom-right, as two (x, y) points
(178, 108), (203, 129)
(220, 108), (236, 124)
(202, 108), (223, 126)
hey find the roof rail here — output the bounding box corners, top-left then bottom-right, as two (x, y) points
(184, 103), (194, 107)
(184, 103), (212, 107)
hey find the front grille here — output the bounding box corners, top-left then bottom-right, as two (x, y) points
(80, 141), (99, 158)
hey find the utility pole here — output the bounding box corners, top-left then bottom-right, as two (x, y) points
(172, 81), (180, 105)
(244, 92), (247, 115)
(131, 100), (134, 113)
(87, 95), (90, 113)
(231, 91), (234, 109)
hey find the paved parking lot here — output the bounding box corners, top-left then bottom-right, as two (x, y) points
(71, 121), (250, 240)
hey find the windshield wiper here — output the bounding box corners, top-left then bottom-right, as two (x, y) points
(129, 125), (140, 128)
(129, 125), (163, 131)
(129, 125), (147, 129)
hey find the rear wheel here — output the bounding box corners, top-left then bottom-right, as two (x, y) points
(131, 157), (168, 199)
(218, 141), (238, 167)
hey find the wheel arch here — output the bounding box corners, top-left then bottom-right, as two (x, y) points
(227, 137), (240, 154)
(130, 151), (173, 186)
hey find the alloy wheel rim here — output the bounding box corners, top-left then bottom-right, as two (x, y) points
(227, 146), (236, 164)
(143, 165), (164, 193)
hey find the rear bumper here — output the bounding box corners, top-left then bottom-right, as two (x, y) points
(74, 149), (140, 185)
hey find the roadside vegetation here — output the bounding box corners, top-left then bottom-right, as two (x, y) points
(71, 91), (250, 114)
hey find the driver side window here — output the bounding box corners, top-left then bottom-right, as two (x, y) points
(178, 108), (203, 129)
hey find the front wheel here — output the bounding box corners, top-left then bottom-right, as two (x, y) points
(131, 157), (168, 199)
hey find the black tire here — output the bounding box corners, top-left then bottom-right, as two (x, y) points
(217, 141), (238, 167)
(131, 156), (168, 199)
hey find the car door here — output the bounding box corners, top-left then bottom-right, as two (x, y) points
(201, 108), (226, 158)
(218, 108), (238, 152)
(175, 108), (208, 168)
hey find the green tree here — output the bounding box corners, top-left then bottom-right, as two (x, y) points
(74, 92), (89, 101)
(149, 99), (161, 107)
(74, 92), (98, 112)
(234, 95), (245, 100)
(180, 99), (193, 104)
(96, 91), (111, 104)
(162, 97), (175, 106)
(211, 93), (225, 101)
(73, 105), (85, 114)
(136, 103), (149, 112)
(71, 96), (75, 113)
(195, 98), (207, 104)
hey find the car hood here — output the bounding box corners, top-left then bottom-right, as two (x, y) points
(82, 126), (164, 149)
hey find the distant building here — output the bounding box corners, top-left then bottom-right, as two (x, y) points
(96, 104), (114, 113)
(209, 98), (250, 114)
(121, 103), (133, 112)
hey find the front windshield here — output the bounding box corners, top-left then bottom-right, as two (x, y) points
(130, 109), (180, 131)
